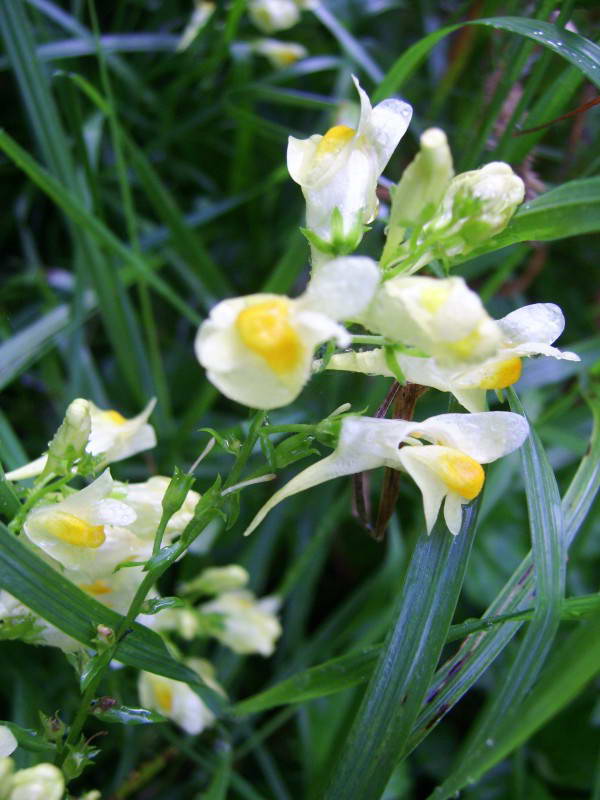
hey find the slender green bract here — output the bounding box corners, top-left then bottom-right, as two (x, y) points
(323, 503), (479, 800)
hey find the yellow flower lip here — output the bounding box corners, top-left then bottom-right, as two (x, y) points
(236, 299), (303, 375)
(446, 328), (486, 360)
(477, 356), (522, 389)
(42, 511), (106, 548)
(104, 409), (127, 425)
(420, 284), (450, 313)
(153, 680), (173, 713)
(80, 579), (112, 596)
(435, 450), (485, 500)
(316, 124), (355, 158)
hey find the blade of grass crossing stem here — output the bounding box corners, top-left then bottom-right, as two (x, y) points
(373, 17), (600, 103)
(232, 594), (600, 715)
(0, 522), (226, 714)
(322, 503), (479, 800)
(406, 382), (600, 753)
(427, 389), (565, 800)
(0, 0), (154, 405)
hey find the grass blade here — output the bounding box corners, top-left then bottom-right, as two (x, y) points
(323, 504), (479, 800)
(428, 389), (565, 799)
(374, 17), (600, 102)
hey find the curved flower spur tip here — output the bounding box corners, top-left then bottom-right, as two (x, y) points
(243, 416), (416, 536)
(497, 303), (580, 361)
(299, 255), (381, 319)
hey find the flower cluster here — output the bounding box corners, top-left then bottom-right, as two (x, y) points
(194, 79), (579, 536)
(5, 403), (282, 737)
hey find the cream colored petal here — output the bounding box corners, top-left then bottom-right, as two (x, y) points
(287, 134), (321, 185)
(415, 411), (529, 463)
(87, 398), (156, 461)
(0, 726), (17, 758)
(299, 256), (381, 320)
(443, 492), (466, 536)
(450, 388), (489, 413)
(397, 447), (447, 533)
(368, 101), (413, 173)
(497, 303), (565, 346)
(504, 342), (580, 361)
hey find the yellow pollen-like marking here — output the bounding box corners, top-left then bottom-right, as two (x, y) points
(154, 683), (173, 713)
(104, 409), (127, 425)
(316, 124), (355, 157)
(43, 511), (105, 548)
(447, 329), (484, 360)
(421, 285), (450, 313)
(236, 299), (303, 374)
(435, 451), (485, 500)
(80, 580), (112, 596)
(477, 357), (522, 389)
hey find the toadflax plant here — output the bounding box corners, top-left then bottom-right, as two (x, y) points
(0, 1), (599, 797)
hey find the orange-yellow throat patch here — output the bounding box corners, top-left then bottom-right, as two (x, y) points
(236, 299), (303, 374)
(103, 409), (127, 425)
(436, 450), (485, 500)
(43, 511), (106, 548)
(316, 125), (355, 158)
(477, 357), (522, 389)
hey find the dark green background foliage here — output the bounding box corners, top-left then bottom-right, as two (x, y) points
(0, 1), (599, 798)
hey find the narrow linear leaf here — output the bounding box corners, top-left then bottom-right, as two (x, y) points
(428, 390), (565, 799)
(323, 504), (479, 800)
(375, 17), (600, 102)
(0, 523), (226, 715)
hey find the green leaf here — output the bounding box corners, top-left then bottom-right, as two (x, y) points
(0, 522), (226, 715)
(374, 17), (600, 102)
(452, 178), (600, 263)
(140, 596), (185, 615)
(92, 704), (167, 725)
(322, 504), (479, 800)
(429, 390), (565, 799)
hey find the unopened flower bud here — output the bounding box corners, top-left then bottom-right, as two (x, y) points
(251, 38), (307, 68)
(44, 398), (91, 476)
(382, 127), (454, 267)
(248, 0), (300, 33)
(181, 565), (249, 596)
(424, 161), (524, 256)
(9, 763), (64, 800)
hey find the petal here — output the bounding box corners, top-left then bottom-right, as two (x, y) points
(287, 134), (321, 185)
(415, 411), (529, 463)
(0, 726), (17, 758)
(353, 76), (412, 174)
(244, 415), (415, 535)
(504, 342), (580, 361)
(497, 303), (566, 346)
(299, 256), (381, 320)
(397, 447), (447, 533)
(443, 492), (466, 535)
